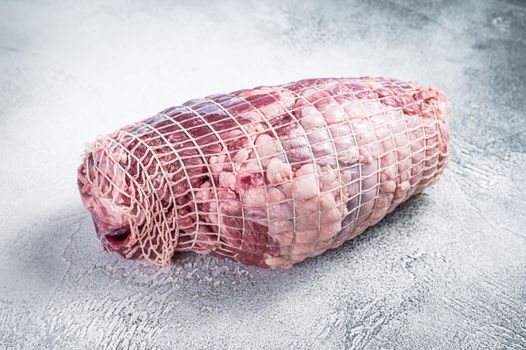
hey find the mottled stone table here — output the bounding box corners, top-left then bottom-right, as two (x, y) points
(1, 1), (524, 349)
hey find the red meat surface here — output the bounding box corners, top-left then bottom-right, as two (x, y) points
(78, 77), (450, 268)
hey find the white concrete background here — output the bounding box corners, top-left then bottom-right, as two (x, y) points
(1, 0), (525, 349)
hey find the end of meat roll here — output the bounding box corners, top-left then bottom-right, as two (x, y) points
(77, 132), (177, 265)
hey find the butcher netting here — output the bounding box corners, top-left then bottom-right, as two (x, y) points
(77, 77), (450, 268)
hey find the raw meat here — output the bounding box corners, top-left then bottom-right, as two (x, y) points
(77, 77), (450, 269)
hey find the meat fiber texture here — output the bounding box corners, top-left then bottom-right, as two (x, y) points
(77, 77), (450, 269)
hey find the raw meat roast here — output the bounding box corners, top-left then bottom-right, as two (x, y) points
(78, 77), (450, 268)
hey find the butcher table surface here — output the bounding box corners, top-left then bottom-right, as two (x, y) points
(0, 1), (525, 349)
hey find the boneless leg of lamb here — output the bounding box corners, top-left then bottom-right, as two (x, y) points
(77, 77), (450, 269)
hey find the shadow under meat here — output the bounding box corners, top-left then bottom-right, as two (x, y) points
(4, 192), (431, 314)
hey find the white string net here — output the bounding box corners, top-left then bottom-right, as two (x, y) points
(77, 77), (450, 269)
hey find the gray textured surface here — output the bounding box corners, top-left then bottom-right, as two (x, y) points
(1, 0), (525, 349)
